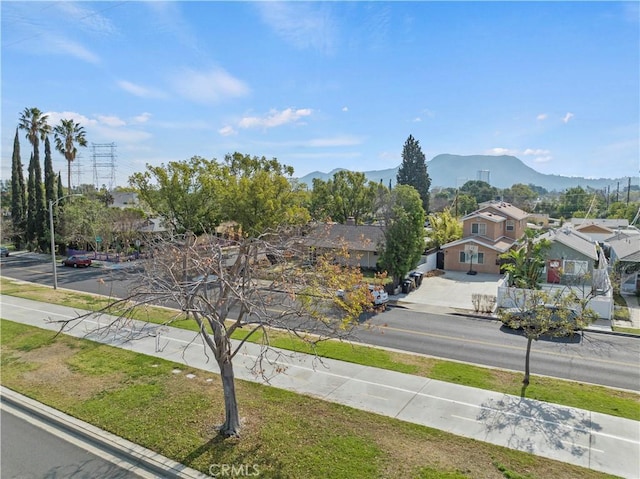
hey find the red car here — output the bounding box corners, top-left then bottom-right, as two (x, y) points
(61, 255), (92, 268)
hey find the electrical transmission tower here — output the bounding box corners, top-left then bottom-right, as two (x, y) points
(91, 143), (117, 190)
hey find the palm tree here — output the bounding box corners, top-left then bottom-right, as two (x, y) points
(53, 119), (87, 193)
(19, 107), (51, 249)
(18, 107), (51, 155)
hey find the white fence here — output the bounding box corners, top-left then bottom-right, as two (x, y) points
(496, 273), (613, 320)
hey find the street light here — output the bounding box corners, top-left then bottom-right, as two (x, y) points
(49, 194), (82, 289)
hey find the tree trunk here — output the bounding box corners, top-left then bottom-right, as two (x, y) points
(218, 358), (241, 437)
(523, 336), (533, 386)
(67, 158), (72, 194)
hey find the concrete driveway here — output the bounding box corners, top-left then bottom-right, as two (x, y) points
(394, 270), (503, 314)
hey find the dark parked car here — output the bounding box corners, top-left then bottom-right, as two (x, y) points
(0, 247), (9, 257)
(62, 255), (92, 268)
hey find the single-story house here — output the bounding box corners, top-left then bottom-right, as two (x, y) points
(301, 222), (385, 269)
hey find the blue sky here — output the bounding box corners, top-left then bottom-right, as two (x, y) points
(2, 1), (638, 189)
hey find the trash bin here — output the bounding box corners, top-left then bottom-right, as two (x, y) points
(409, 271), (424, 288)
(402, 279), (412, 294)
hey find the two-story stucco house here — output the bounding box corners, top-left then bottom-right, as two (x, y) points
(441, 201), (529, 274)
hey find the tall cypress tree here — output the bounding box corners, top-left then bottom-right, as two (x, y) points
(26, 153), (36, 247)
(396, 135), (431, 213)
(19, 107), (51, 250)
(10, 128), (26, 247)
(44, 136), (56, 210)
(43, 137), (56, 252)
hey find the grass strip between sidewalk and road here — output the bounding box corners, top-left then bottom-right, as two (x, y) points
(1, 318), (620, 479)
(1, 276), (638, 423)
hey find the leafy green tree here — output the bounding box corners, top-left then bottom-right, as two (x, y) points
(559, 186), (590, 218)
(219, 153), (310, 236)
(309, 170), (378, 224)
(426, 209), (462, 249)
(397, 135), (431, 213)
(498, 289), (597, 388)
(378, 185), (426, 284)
(500, 229), (550, 289)
(59, 197), (110, 252)
(456, 193), (477, 216)
(459, 180), (499, 204)
(130, 156), (222, 235)
(53, 118), (87, 193)
(10, 128), (27, 247)
(502, 183), (537, 211)
(606, 201), (640, 223)
(19, 108), (50, 249)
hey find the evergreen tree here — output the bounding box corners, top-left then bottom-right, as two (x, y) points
(57, 172), (64, 200)
(44, 136), (56, 210)
(396, 135), (431, 213)
(19, 107), (50, 250)
(378, 185), (426, 284)
(26, 154), (36, 246)
(10, 128), (26, 247)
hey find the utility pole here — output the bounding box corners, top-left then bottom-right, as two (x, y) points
(627, 177), (631, 205)
(616, 182), (620, 202)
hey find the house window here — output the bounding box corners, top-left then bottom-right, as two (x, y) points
(459, 251), (484, 264)
(471, 223), (486, 236)
(506, 220), (515, 231)
(563, 260), (588, 276)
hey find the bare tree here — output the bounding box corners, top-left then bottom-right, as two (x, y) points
(498, 287), (598, 391)
(53, 229), (372, 437)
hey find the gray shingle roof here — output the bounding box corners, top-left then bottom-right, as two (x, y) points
(304, 223), (385, 252)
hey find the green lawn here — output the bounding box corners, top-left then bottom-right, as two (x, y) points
(1, 319), (619, 479)
(1, 276), (638, 422)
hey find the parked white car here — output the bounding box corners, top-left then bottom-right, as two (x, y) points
(368, 284), (389, 306)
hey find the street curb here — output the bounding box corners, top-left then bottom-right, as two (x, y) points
(0, 386), (211, 479)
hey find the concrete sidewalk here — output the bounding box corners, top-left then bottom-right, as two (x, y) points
(1, 295), (639, 479)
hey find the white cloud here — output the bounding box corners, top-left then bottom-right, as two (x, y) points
(413, 117), (422, 122)
(256, 2), (336, 54)
(238, 108), (312, 129)
(562, 112), (575, 123)
(342, 106), (349, 112)
(219, 126), (237, 136)
(117, 80), (166, 99)
(55, 2), (117, 35)
(172, 68), (250, 104)
(522, 148), (551, 156)
(536, 113), (548, 121)
(97, 115), (126, 127)
(45, 111), (96, 127)
(132, 113), (152, 124)
(50, 37), (100, 64)
(486, 147), (518, 156)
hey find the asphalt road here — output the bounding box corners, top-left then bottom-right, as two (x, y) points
(0, 407), (142, 479)
(356, 308), (640, 391)
(2, 253), (639, 391)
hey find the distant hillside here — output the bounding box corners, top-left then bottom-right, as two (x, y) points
(298, 154), (638, 191)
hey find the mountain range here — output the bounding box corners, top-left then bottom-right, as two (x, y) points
(298, 154), (638, 192)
